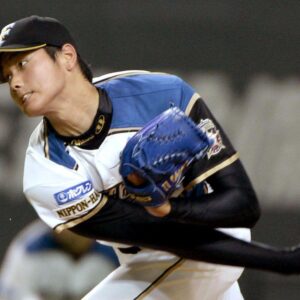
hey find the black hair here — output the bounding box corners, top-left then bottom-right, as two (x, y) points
(44, 46), (93, 83)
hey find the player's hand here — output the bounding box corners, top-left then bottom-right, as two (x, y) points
(145, 202), (171, 217)
(126, 172), (171, 217)
(126, 172), (146, 186)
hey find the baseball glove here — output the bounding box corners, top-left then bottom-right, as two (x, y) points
(119, 106), (212, 207)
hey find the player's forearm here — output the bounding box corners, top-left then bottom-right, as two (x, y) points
(71, 203), (300, 275)
(167, 229), (300, 275)
(166, 161), (260, 228)
(167, 188), (259, 228)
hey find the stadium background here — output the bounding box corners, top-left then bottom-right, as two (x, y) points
(0, 1), (299, 298)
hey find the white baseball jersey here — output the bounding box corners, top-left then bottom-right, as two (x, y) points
(23, 70), (239, 234)
(22, 70), (249, 299)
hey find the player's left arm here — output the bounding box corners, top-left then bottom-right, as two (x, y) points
(121, 76), (260, 228)
(123, 98), (260, 228)
(127, 156), (260, 228)
(167, 159), (260, 228)
(164, 97), (260, 228)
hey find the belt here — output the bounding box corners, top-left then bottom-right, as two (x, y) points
(118, 246), (141, 254)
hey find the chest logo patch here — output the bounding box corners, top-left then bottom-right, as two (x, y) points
(54, 180), (93, 205)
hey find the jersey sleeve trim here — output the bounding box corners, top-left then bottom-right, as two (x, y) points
(184, 92), (201, 116)
(93, 70), (171, 85)
(93, 70), (151, 84)
(184, 153), (240, 191)
(53, 195), (109, 233)
(108, 127), (141, 135)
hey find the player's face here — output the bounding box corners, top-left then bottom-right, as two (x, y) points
(1, 48), (66, 117)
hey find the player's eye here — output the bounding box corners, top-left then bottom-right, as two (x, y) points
(18, 60), (28, 69)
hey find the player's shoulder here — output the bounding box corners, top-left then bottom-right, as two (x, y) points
(92, 70), (182, 85)
(93, 70), (186, 96)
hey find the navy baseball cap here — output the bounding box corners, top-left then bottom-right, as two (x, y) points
(0, 15), (77, 82)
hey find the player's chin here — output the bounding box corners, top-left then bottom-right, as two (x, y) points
(22, 102), (45, 117)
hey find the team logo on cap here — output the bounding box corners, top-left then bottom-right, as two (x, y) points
(0, 22), (15, 46)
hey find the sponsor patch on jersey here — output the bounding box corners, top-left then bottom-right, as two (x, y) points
(56, 191), (101, 218)
(199, 118), (225, 159)
(54, 181), (93, 205)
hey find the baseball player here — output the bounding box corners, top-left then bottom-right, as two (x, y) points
(0, 219), (119, 300)
(1, 15), (300, 300)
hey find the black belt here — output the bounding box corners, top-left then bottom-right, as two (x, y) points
(118, 246), (141, 254)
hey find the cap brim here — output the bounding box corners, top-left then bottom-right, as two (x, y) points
(0, 43), (46, 52)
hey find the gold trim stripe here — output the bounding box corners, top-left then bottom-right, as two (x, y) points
(43, 121), (50, 159)
(134, 258), (186, 300)
(0, 44), (46, 52)
(108, 127), (141, 135)
(185, 92), (201, 116)
(54, 195), (108, 233)
(185, 153), (240, 191)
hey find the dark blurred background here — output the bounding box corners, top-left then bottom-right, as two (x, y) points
(0, 1), (299, 299)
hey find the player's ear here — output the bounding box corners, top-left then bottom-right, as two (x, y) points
(60, 43), (77, 71)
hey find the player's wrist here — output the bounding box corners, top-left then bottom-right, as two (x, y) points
(145, 202), (171, 217)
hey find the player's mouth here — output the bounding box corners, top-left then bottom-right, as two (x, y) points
(21, 92), (33, 104)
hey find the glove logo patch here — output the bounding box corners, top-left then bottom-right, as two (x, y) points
(161, 162), (188, 192)
(199, 118), (225, 159)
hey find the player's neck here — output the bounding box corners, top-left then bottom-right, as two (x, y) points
(45, 77), (99, 137)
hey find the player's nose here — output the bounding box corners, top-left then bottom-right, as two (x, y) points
(10, 72), (24, 91)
